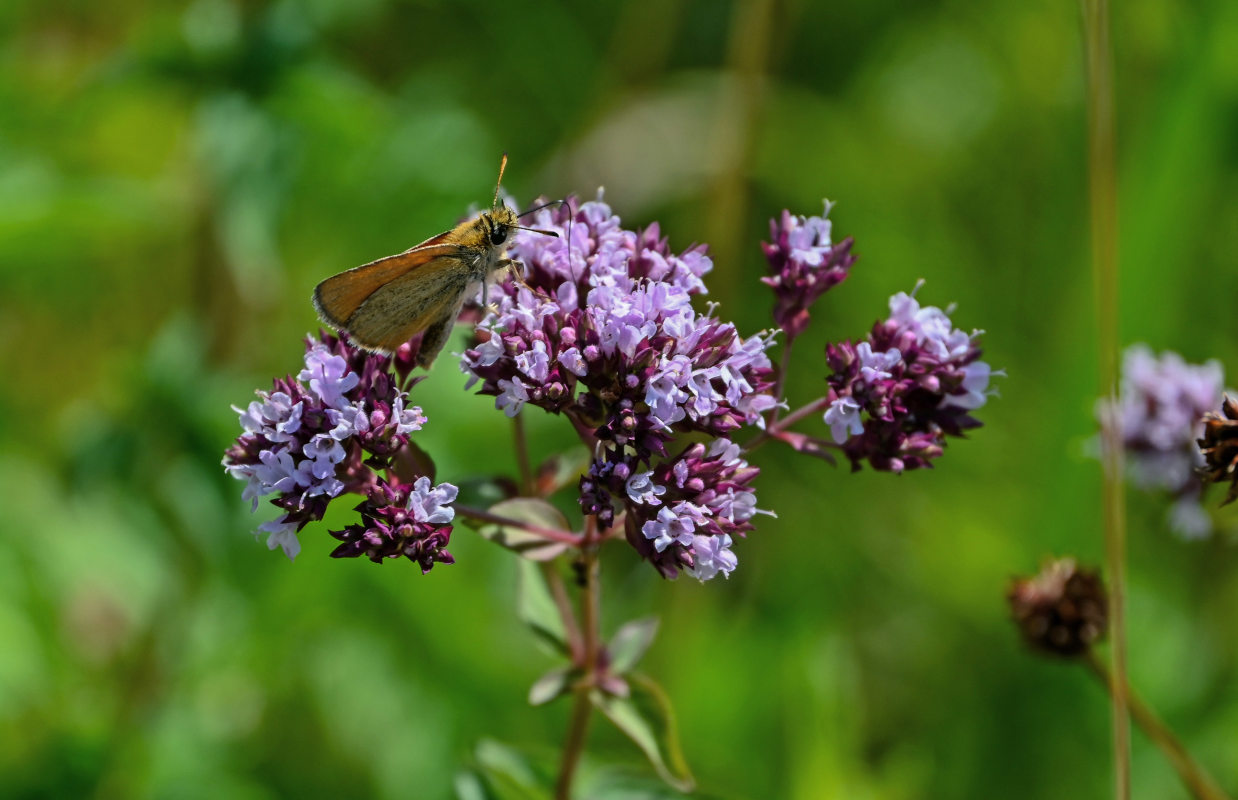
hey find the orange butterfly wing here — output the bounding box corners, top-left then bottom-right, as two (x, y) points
(311, 230), (460, 326)
(339, 259), (469, 353)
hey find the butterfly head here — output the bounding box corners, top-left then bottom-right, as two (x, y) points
(483, 204), (519, 248)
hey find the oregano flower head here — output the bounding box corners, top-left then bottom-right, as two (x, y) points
(462, 196), (777, 579)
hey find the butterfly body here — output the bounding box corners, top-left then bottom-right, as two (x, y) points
(312, 157), (544, 367)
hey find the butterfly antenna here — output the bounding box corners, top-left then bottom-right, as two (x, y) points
(492, 153), (508, 210)
(517, 199), (564, 219)
(517, 197), (576, 287)
(513, 225), (559, 237)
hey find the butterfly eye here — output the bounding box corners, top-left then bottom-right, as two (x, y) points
(489, 226), (508, 246)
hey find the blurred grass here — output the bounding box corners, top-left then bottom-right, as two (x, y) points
(2, 0), (1238, 797)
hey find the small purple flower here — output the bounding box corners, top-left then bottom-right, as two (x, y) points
(1098, 344), (1224, 537)
(462, 197), (777, 577)
(299, 346), (360, 410)
(856, 342), (902, 383)
(224, 331), (452, 562)
(823, 396), (864, 443)
(626, 471), (666, 506)
(685, 534), (738, 582)
(257, 515), (302, 559)
(825, 283), (999, 473)
(761, 202), (857, 340)
(406, 476), (459, 525)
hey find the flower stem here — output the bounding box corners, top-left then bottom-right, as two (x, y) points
(1084, 652), (1231, 800)
(745, 396), (832, 452)
(1081, 2), (1129, 797)
(452, 504), (583, 545)
(555, 516), (601, 800)
(769, 336), (795, 426)
(513, 414), (534, 495)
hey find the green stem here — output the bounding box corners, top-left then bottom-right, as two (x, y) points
(555, 516), (601, 800)
(1084, 652), (1231, 800)
(555, 690), (594, 800)
(1081, 2), (1129, 798)
(513, 414), (534, 496)
(769, 336), (795, 426)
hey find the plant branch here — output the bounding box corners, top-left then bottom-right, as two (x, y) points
(1084, 652), (1231, 800)
(452, 504), (583, 546)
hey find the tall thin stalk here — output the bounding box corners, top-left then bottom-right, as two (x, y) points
(1081, 1), (1129, 797)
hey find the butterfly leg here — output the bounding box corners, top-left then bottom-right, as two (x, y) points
(500, 259), (550, 301)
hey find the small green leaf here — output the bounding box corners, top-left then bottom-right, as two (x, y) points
(517, 559), (569, 656)
(607, 617), (660, 675)
(453, 772), (490, 800)
(477, 497), (572, 561)
(534, 445), (591, 496)
(458, 739), (552, 800)
(590, 675), (695, 793)
(391, 437), (437, 483)
(528, 665), (574, 706)
(577, 769), (733, 799)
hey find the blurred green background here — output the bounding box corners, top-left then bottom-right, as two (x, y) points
(4, 0), (1238, 797)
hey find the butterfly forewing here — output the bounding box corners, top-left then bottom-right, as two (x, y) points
(340, 255), (472, 352)
(313, 238), (460, 329)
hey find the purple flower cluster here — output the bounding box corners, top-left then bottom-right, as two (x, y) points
(823, 283), (998, 473)
(328, 477), (458, 570)
(461, 196), (777, 579)
(1098, 345), (1224, 537)
(622, 439), (773, 580)
(761, 202), (856, 340)
(224, 332), (457, 567)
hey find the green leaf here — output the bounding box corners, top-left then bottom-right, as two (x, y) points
(477, 497), (572, 561)
(517, 559), (569, 656)
(577, 769), (734, 799)
(590, 675), (695, 793)
(453, 772), (490, 800)
(456, 739), (551, 800)
(607, 617), (660, 675)
(528, 665), (574, 706)
(391, 437), (437, 483)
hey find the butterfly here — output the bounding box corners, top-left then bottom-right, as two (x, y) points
(312, 155), (557, 366)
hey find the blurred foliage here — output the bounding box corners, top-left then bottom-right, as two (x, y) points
(3, 0), (1238, 797)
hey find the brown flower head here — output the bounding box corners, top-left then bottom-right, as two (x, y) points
(1008, 558), (1108, 657)
(1198, 395), (1238, 506)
